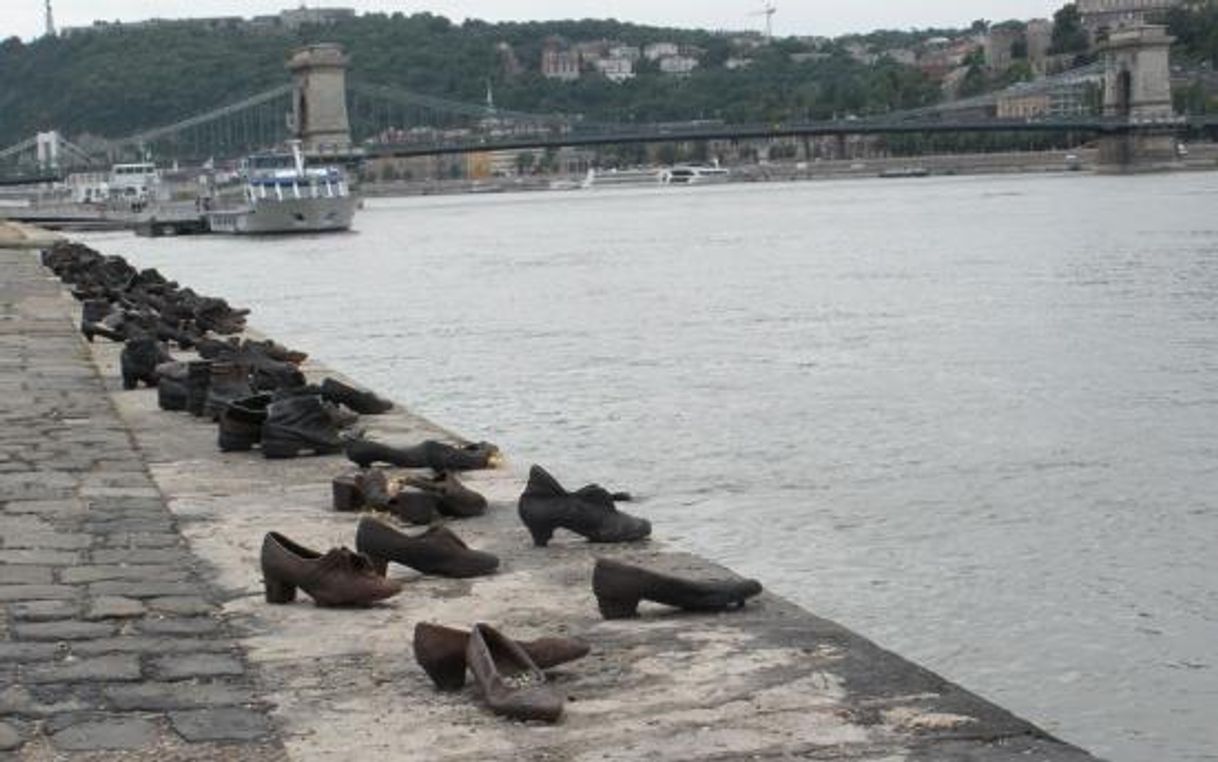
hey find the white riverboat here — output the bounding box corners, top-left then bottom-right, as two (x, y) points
(660, 165), (731, 185)
(206, 142), (356, 235)
(581, 167), (663, 189)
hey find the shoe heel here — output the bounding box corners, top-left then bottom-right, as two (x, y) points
(265, 577), (297, 604)
(82, 327), (95, 343)
(527, 523), (555, 547)
(121, 372), (137, 391)
(332, 476), (364, 512)
(596, 594), (639, 620)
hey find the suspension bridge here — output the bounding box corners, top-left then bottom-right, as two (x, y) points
(0, 25), (1208, 182)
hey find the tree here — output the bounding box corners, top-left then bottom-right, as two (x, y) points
(1050, 4), (1090, 55)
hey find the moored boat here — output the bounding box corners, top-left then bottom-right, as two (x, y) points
(206, 142), (356, 235)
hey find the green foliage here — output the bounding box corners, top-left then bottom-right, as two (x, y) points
(1050, 4), (1089, 55)
(0, 13), (948, 147)
(1168, 1), (1218, 67)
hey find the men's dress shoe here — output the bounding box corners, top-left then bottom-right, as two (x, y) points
(345, 437), (500, 471)
(218, 394), (272, 452)
(202, 361), (253, 420)
(260, 532), (402, 607)
(260, 395), (342, 459)
(466, 623), (564, 723)
(591, 558), (763, 619)
(406, 471), (488, 518)
(320, 377), (393, 415)
(517, 465), (650, 547)
(414, 622), (589, 691)
(355, 518), (498, 578)
(119, 336), (172, 390)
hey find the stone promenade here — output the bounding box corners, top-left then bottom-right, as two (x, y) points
(0, 250), (282, 759)
(3, 245), (1101, 761)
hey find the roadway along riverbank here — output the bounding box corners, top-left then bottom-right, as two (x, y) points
(1, 244), (1100, 760)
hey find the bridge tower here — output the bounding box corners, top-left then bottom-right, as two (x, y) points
(1098, 25), (1178, 171)
(287, 43), (352, 154)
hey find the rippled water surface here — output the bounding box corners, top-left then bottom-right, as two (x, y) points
(86, 173), (1218, 761)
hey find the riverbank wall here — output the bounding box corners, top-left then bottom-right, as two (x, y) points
(0, 244), (1100, 760)
(360, 143), (1218, 198)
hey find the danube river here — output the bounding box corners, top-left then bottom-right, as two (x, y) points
(86, 172), (1218, 762)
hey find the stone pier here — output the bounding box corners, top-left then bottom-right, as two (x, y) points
(1, 246), (1100, 760)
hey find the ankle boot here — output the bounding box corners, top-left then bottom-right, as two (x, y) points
(517, 465), (650, 547)
(120, 337), (172, 390)
(356, 518), (498, 578)
(185, 360), (213, 417)
(202, 362), (253, 421)
(466, 623), (564, 723)
(260, 395), (342, 459)
(414, 622), (589, 691)
(345, 437), (500, 471)
(406, 471), (488, 518)
(591, 558), (763, 619)
(218, 394), (272, 452)
(156, 361), (189, 411)
(260, 532), (402, 607)
(320, 377), (393, 415)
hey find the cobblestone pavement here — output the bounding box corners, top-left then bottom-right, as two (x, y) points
(0, 250), (284, 760)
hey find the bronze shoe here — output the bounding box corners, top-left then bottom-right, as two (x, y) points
(356, 518), (498, 578)
(414, 622), (589, 691)
(592, 558), (762, 619)
(354, 469), (438, 525)
(260, 532), (402, 607)
(406, 471), (488, 518)
(466, 623), (564, 723)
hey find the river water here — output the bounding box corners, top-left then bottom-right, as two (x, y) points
(84, 172), (1218, 762)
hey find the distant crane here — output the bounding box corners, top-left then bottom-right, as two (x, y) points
(750, 1), (776, 43)
(44, 0), (56, 37)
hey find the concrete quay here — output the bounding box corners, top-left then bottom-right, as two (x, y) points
(2, 246), (1100, 760)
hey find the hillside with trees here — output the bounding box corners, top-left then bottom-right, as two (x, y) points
(0, 13), (944, 146)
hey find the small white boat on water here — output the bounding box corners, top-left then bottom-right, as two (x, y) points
(660, 165), (731, 185)
(206, 142), (356, 235)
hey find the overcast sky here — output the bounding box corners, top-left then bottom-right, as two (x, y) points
(6, 2), (1065, 42)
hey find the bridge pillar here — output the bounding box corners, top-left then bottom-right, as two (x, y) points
(1098, 25), (1178, 172)
(287, 43), (351, 154)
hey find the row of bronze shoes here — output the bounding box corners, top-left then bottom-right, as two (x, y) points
(41, 241), (764, 725)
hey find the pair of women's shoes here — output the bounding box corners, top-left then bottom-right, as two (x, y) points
(332, 468), (488, 524)
(260, 519), (498, 605)
(414, 622), (589, 723)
